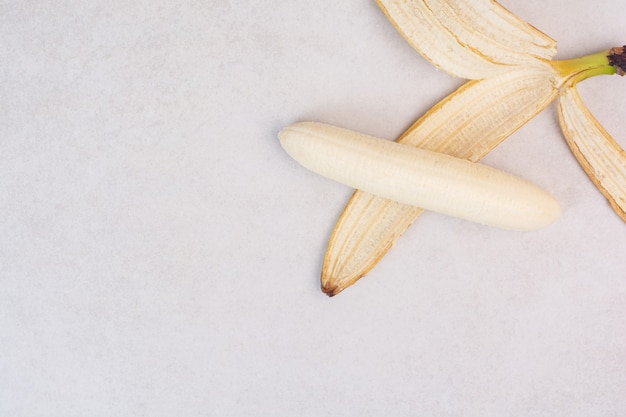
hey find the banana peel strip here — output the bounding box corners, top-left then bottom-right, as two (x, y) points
(376, 0), (556, 79)
(322, 64), (559, 295)
(558, 84), (626, 221)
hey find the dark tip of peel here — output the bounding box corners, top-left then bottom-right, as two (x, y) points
(608, 46), (626, 76)
(321, 283), (341, 297)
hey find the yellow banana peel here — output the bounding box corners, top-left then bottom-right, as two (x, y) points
(284, 0), (626, 296)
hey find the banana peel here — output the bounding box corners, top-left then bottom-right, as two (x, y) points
(318, 0), (626, 296)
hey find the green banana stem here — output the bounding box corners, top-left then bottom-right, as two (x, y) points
(570, 65), (618, 85)
(551, 46), (626, 84)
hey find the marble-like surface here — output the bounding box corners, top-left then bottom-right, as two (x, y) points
(1, 1), (625, 415)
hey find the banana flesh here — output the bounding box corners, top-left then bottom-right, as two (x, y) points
(280, 122), (560, 230)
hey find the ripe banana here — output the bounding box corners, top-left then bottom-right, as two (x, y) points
(279, 0), (626, 296)
(279, 122), (560, 230)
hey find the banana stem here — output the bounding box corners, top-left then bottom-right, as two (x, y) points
(551, 46), (626, 84)
(570, 65), (618, 85)
(551, 50), (614, 79)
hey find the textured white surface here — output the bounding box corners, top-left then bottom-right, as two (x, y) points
(1, 1), (625, 416)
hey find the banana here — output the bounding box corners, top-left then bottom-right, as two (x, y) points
(279, 122), (560, 230)
(280, 0), (626, 296)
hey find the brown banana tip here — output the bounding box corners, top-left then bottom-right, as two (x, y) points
(608, 46), (626, 76)
(321, 282), (341, 297)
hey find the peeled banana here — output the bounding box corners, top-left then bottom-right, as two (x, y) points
(279, 122), (561, 230)
(280, 0), (626, 296)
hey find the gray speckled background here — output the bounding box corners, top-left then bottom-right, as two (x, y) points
(1, 1), (625, 415)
